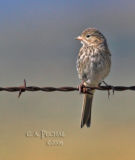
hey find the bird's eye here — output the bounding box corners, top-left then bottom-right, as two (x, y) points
(86, 34), (90, 38)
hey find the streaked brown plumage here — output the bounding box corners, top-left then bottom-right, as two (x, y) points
(76, 28), (111, 128)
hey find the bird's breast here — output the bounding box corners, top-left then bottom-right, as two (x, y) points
(76, 46), (111, 86)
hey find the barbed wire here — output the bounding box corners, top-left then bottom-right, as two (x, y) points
(0, 79), (135, 98)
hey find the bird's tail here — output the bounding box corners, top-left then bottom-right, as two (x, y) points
(81, 90), (95, 128)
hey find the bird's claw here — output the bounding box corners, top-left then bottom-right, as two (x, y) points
(78, 82), (93, 95)
(111, 86), (115, 95)
(78, 83), (85, 94)
(107, 89), (110, 100)
(100, 81), (112, 99)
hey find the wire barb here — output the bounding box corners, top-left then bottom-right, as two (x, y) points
(18, 79), (26, 98)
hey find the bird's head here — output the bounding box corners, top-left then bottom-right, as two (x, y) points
(76, 28), (106, 46)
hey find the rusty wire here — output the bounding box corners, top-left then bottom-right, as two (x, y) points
(0, 79), (135, 98)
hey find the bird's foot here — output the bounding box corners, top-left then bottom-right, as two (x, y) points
(78, 82), (93, 95)
(78, 82), (85, 94)
(102, 81), (115, 95)
(99, 81), (112, 99)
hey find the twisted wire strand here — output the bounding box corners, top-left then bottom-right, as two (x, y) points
(0, 79), (135, 97)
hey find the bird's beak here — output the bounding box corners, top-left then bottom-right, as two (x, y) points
(75, 36), (82, 41)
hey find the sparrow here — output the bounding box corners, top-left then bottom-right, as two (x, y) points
(76, 28), (111, 128)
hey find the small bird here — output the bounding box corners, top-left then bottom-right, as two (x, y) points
(76, 28), (111, 128)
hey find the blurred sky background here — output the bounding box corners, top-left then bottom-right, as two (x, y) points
(1, 0), (135, 160)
